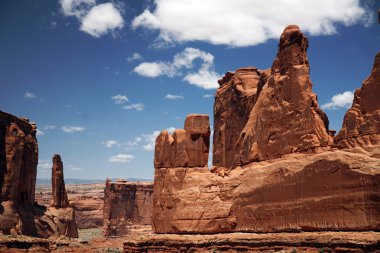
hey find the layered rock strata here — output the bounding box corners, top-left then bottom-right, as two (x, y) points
(335, 52), (380, 148)
(155, 114), (210, 168)
(0, 110), (78, 238)
(103, 179), (153, 237)
(151, 26), (380, 234)
(51, 154), (69, 208)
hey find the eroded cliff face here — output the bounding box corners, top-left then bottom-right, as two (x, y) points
(152, 26), (380, 234)
(214, 25), (332, 167)
(103, 179), (153, 237)
(0, 111), (78, 238)
(155, 114), (210, 168)
(0, 111), (38, 204)
(335, 52), (380, 148)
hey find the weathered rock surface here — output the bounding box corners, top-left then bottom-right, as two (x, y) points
(335, 52), (380, 148)
(103, 179), (153, 237)
(51, 154), (69, 208)
(0, 110), (78, 238)
(155, 114), (210, 168)
(124, 231), (380, 253)
(0, 110), (38, 204)
(152, 147), (380, 234)
(35, 183), (104, 229)
(213, 26), (332, 168)
(213, 68), (268, 168)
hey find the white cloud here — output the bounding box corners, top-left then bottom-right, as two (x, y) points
(62, 125), (86, 133)
(60, 0), (95, 18)
(60, 0), (124, 37)
(142, 127), (175, 151)
(108, 153), (135, 163)
(70, 167), (83, 171)
(164, 94), (184, 100)
(80, 3), (124, 37)
(38, 160), (52, 169)
(123, 103), (145, 111)
(203, 94), (213, 98)
(43, 125), (56, 130)
(127, 52), (143, 62)
(134, 47), (220, 89)
(132, 0), (371, 47)
(24, 92), (37, 99)
(112, 94), (129, 104)
(36, 129), (45, 136)
(134, 62), (171, 78)
(102, 140), (118, 148)
(321, 91), (354, 110)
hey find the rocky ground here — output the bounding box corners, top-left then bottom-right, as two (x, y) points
(35, 183), (105, 229)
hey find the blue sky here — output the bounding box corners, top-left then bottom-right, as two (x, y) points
(0, 0), (379, 180)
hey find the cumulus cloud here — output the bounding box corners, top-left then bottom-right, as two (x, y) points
(62, 125), (86, 133)
(123, 103), (145, 111)
(134, 47), (220, 89)
(108, 153), (135, 163)
(141, 127), (175, 151)
(60, 0), (124, 37)
(203, 94), (213, 98)
(164, 94), (184, 100)
(60, 0), (95, 18)
(102, 140), (118, 148)
(127, 52), (143, 62)
(80, 3), (124, 37)
(132, 0), (371, 47)
(69, 166), (83, 171)
(112, 94), (129, 104)
(321, 91), (354, 110)
(24, 92), (37, 99)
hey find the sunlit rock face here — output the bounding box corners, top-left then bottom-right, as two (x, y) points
(103, 179), (153, 237)
(0, 110), (78, 238)
(151, 26), (380, 234)
(335, 52), (380, 148)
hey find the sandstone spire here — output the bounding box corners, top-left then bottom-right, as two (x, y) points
(231, 25), (332, 165)
(51, 154), (69, 208)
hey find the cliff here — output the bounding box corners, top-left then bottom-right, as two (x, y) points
(151, 26), (380, 234)
(103, 179), (153, 237)
(0, 110), (78, 238)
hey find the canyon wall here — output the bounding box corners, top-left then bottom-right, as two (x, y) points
(103, 179), (153, 237)
(151, 26), (380, 234)
(0, 110), (78, 238)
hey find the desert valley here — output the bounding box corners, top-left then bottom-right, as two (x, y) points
(0, 23), (379, 252)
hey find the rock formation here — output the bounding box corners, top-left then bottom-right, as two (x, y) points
(0, 110), (78, 238)
(151, 26), (380, 234)
(214, 25), (332, 168)
(335, 52), (380, 148)
(103, 179), (153, 237)
(155, 114), (210, 168)
(51, 154), (69, 208)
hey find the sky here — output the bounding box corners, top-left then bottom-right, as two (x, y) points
(0, 0), (379, 180)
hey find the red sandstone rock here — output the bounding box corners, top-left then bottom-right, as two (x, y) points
(335, 52), (380, 148)
(51, 154), (69, 208)
(0, 110), (78, 238)
(213, 67), (268, 168)
(152, 147), (380, 234)
(103, 180), (153, 237)
(154, 115), (210, 168)
(231, 25), (332, 165)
